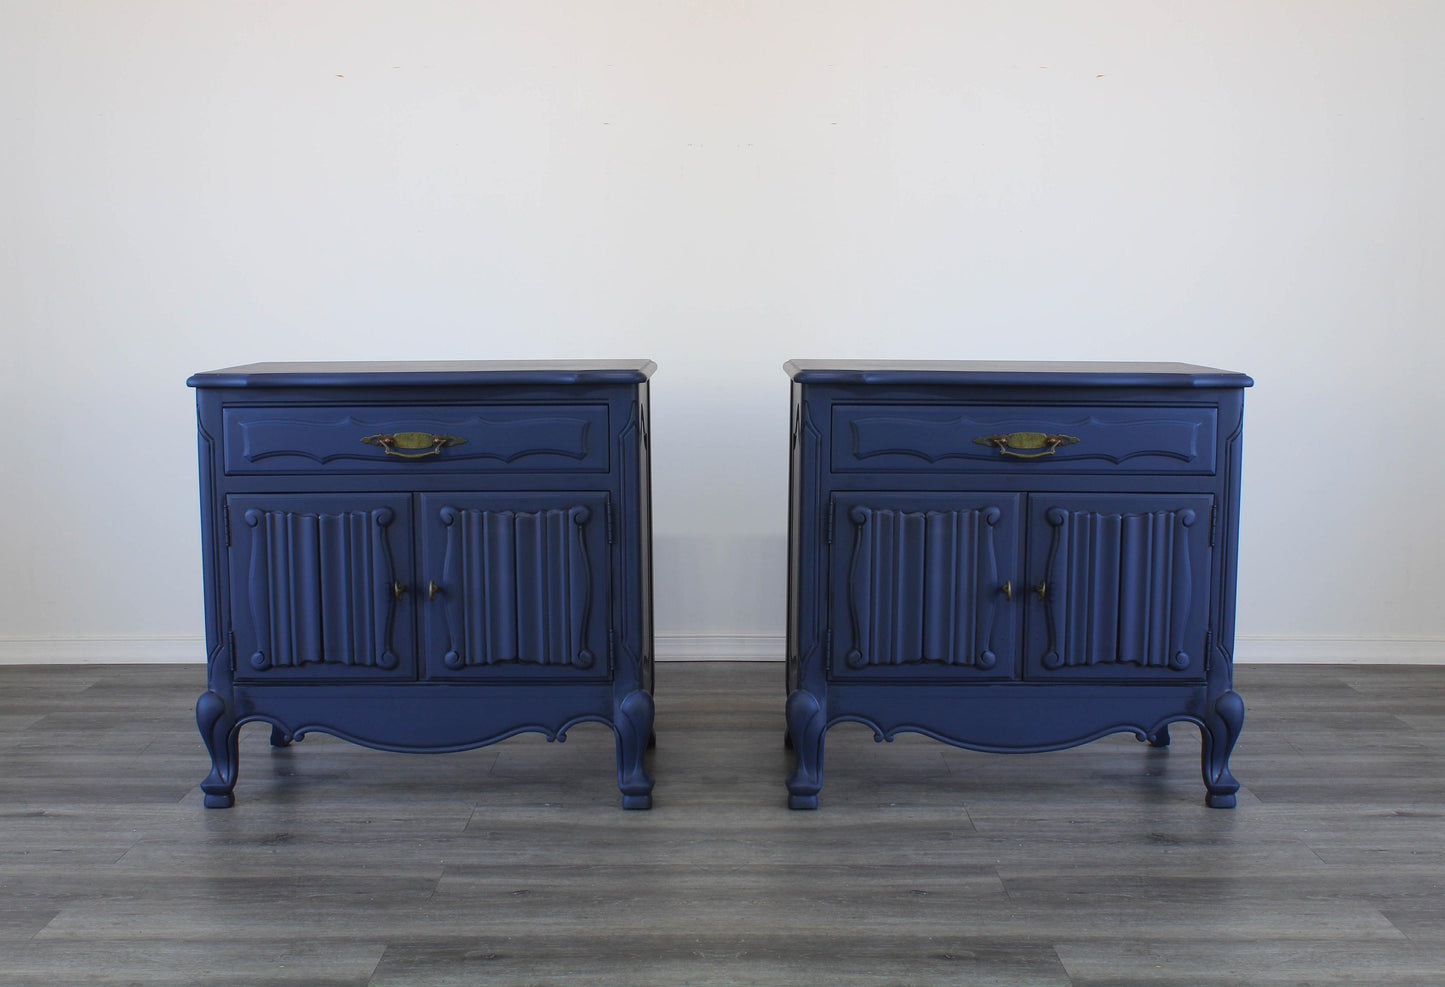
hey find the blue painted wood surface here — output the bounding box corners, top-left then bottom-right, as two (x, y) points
(189, 359), (657, 388)
(784, 359), (1253, 388)
(784, 360), (1251, 809)
(190, 362), (655, 809)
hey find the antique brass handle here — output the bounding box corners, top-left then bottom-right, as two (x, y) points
(974, 431), (1079, 459)
(1033, 579), (1048, 601)
(428, 580), (441, 602)
(392, 580), (408, 601)
(361, 431), (467, 459)
(1000, 579), (1013, 602)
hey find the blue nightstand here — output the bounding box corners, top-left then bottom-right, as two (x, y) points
(189, 361), (656, 808)
(784, 361), (1251, 808)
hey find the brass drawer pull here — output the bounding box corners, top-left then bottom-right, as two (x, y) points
(428, 580), (442, 602)
(361, 431), (467, 459)
(974, 431), (1079, 459)
(1000, 579), (1013, 602)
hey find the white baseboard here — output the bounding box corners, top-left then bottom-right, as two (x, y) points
(656, 634), (1445, 664)
(0, 636), (209, 664)
(1233, 635), (1445, 664)
(656, 634), (783, 661)
(0, 634), (1442, 665)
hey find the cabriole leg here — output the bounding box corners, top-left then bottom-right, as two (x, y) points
(196, 690), (239, 808)
(786, 690), (826, 810)
(614, 690), (655, 810)
(1201, 690), (1245, 808)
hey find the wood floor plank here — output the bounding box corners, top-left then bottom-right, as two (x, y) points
(0, 942), (383, 986)
(369, 934), (1074, 986)
(2, 662), (1445, 984)
(1056, 939), (1445, 986)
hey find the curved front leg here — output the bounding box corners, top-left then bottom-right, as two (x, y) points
(196, 690), (240, 808)
(786, 689), (826, 809)
(614, 690), (655, 810)
(1201, 690), (1245, 808)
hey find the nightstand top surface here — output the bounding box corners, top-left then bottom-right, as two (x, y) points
(784, 360), (1252, 388)
(189, 360), (657, 388)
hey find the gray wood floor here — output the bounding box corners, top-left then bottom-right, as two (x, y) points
(1, 662), (1444, 985)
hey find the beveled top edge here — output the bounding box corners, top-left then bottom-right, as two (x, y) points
(188, 360), (657, 388)
(783, 360), (1253, 388)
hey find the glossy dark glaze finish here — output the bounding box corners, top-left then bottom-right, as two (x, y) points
(784, 359), (1253, 389)
(189, 359), (657, 389)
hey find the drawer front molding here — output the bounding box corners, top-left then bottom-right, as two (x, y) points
(834, 404), (1216, 473)
(225, 404), (609, 473)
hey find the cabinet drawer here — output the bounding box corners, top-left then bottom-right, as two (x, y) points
(832, 404), (1216, 474)
(224, 403), (610, 474)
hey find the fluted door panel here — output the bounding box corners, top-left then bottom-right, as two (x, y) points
(227, 493), (415, 680)
(829, 493), (1021, 679)
(1025, 493), (1213, 681)
(420, 492), (612, 680)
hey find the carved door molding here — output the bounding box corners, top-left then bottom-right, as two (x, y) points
(828, 492), (1022, 679)
(420, 492), (612, 679)
(1025, 493), (1213, 680)
(227, 493), (415, 680)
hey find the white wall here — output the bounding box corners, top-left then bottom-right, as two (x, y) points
(3, 1), (1442, 662)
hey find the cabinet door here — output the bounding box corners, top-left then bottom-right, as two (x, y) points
(1024, 493), (1212, 681)
(829, 492), (1022, 680)
(419, 492), (612, 680)
(227, 494), (416, 681)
